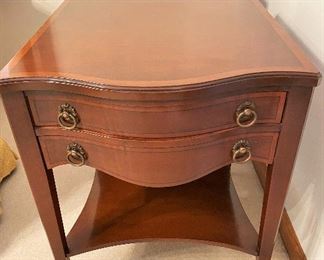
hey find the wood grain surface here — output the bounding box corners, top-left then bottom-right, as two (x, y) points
(0, 1), (320, 260)
(27, 90), (286, 138)
(0, 0), (319, 91)
(37, 127), (279, 187)
(257, 87), (313, 259)
(1, 92), (69, 259)
(66, 167), (258, 256)
(253, 161), (307, 260)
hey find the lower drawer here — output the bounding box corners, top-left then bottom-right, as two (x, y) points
(38, 128), (278, 187)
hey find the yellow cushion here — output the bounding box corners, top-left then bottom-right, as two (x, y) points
(0, 138), (17, 182)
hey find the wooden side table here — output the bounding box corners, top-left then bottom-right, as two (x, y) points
(0, 1), (320, 259)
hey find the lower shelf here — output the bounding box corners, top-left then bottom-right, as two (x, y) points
(66, 166), (258, 256)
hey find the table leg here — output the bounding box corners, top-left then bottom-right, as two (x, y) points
(2, 92), (69, 260)
(257, 87), (313, 260)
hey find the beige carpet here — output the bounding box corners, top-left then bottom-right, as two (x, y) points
(0, 96), (289, 260)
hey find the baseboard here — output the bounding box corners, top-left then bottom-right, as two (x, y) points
(252, 161), (307, 260)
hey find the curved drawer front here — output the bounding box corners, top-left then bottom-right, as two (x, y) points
(38, 128), (279, 187)
(28, 91), (286, 138)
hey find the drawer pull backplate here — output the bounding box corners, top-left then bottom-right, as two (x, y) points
(235, 101), (257, 128)
(66, 143), (87, 167)
(232, 140), (251, 164)
(58, 103), (79, 130)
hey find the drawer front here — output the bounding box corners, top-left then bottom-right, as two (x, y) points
(38, 128), (279, 187)
(28, 91), (286, 138)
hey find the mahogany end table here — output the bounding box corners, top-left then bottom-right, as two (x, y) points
(0, 1), (320, 259)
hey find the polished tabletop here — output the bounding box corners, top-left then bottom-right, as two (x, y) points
(0, 0), (319, 90)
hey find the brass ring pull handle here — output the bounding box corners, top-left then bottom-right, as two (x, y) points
(235, 101), (257, 128)
(66, 143), (87, 167)
(232, 140), (251, 164)
(58, 104), (80, 130)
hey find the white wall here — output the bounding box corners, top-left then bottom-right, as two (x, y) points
(0, 0), (63, 68)
(1, 1), (323, 259)
(263, 1), (324, 259)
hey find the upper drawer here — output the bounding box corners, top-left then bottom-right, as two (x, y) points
(27, 91), (286, 138)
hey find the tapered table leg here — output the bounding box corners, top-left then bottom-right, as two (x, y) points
(257, 87), (313, 260)
(2, 92), (69, 260)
